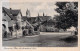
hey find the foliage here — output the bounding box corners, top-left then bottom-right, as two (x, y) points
(22, 26), (24, 30)
(15, 22), (20, 30)
(8, 26), (13, 31)
(54, 2), (78, 30)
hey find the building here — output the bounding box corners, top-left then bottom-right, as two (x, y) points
(22, 13), (54, 32)
(35, 13), (51, 22)
(22, 16), (34, 36)
(21, 12), (52, 35)
(26, 9), (31, 17)
(43, 19), (59, 32)
(27, 17), (37, 24)
(35, 13), (53, 32)
(2, 7), (22, 38)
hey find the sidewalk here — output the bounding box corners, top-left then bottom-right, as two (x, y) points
(2, 36), (22, 41)
(2, 34), (39, 41)
(2, 37), (17, 41)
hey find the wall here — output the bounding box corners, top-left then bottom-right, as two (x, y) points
(2, 13), (11, 21)
(15, 12), (22, 37)
(2, 12), (11, 32)
(8, 20), (15, 27)
(17, 12), (22, 28)
(2, 21), (9, 32)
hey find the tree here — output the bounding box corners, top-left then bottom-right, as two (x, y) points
(54, 2), (78, 32)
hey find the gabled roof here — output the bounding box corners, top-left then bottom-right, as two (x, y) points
(11, 10), (20, 16)
(27, 17), (37, 24)
(2, 7), (21, 21)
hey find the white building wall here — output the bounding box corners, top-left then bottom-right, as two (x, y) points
(8, 20), (15, 27)
(17, 12), (22, 27)
(2, 21), (9, 32)
(16, 12), (22, 37)
(2, 13), (11, 32)
(22, 21), (26, 27)
(2, 13), (16, 31)
(2, 13), (11, 21)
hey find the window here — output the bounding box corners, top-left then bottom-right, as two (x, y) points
(2, 24), (6, 29)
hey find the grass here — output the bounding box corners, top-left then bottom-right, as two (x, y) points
(60, 35), (78, 43)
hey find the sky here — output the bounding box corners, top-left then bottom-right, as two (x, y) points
(2, 2), (59, 17)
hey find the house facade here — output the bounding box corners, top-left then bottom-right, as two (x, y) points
(2, 7), (22, 38)
(43, 20), (59, 32)
(22, 16), (34, 36)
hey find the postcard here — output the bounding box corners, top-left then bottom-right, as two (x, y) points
(0, 0), (80, 51)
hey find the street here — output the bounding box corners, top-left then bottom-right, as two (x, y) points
(2, 32), (78, 47)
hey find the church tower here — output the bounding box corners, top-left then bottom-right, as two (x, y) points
(26, 9), (31, 17)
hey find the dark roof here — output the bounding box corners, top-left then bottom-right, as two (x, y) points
(47, 19), (55, 23)
(22, 16), (37, 24)
(43, 19), (55, 25)
(26, 18), (31, 21)
(22, 15), (51, 24)
(35, 16), (51, 22)
(28, 17), (37, 21)
(22, 16), (27, 21)
(11, 10), (20, 16)
(2, 7), (21, 20)
(27, 17), (37, 24)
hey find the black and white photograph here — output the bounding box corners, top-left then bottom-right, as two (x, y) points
(2, 1), (78, 47)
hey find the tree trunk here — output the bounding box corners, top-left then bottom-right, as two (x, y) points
(75, 27), (78, 35)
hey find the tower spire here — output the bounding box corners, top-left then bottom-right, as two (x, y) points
(26, 9), (30, 17)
